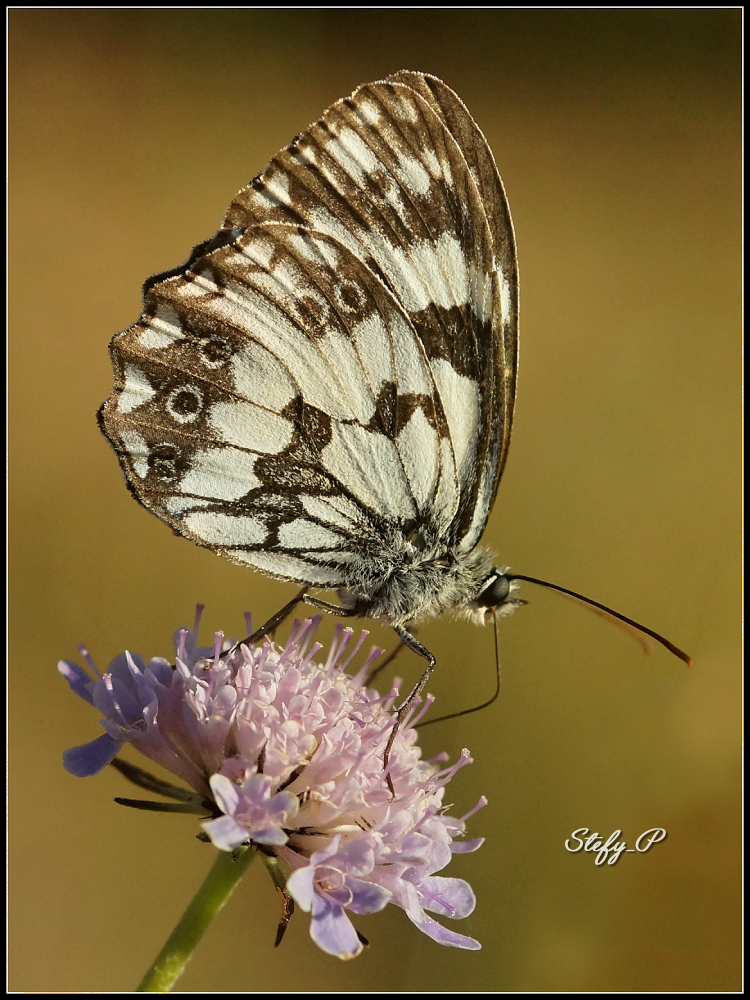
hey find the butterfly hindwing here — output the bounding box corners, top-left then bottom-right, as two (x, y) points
(101, 222), (461, 585)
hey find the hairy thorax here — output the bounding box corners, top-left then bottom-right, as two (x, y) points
(336, 526), (500, 628)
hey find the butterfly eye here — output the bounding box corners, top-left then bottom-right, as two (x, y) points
(474, 572), (512, 610)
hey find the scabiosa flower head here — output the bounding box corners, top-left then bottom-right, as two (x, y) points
(59, 607), (486, 958)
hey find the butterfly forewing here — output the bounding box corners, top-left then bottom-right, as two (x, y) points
(100, 72), (519, 616)
(386, 72), (519, 541)
(223, 77), (515, 533)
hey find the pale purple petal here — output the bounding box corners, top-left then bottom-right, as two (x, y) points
(201, 814), (250, 851)
(303, 835), (342, 869)
(343, 876), (391, 914)
(450, 837), (485, 854)
(57, 660), (95, 705)
(408, 911), (482, 951)
(209, 773), (240, 817)
(409, 874), (476, 919)
(62, 732), (121, 777)
(309, 893), (363, 959)
(325, 835), (375, 877)
(286, 864), (316, 911)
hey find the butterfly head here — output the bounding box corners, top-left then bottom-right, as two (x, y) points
(466, 568), (525, 625)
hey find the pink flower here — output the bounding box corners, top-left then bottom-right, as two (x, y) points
(59, 607), (486, 958)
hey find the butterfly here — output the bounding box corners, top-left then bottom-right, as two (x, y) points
(99, 70), (689, 726)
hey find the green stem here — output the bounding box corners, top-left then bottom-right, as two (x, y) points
(136, 845), (257, 992)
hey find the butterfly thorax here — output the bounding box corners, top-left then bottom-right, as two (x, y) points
(334, 526), (521, 628)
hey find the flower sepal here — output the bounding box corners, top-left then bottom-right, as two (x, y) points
(110, 759), (214, 816)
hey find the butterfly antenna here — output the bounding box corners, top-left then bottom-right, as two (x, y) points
(507, 574), (692, 666)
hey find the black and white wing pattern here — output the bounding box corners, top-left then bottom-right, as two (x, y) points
(100, 71), (519, 627)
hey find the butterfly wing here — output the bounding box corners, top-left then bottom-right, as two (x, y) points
(223, 72), (518, 550)
(101, 222), (459, 585)
(100, 73), (518, 584)
(386, 71), (519, 549)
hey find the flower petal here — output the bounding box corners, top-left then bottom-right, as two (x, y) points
(344, 876), (391, 915)
(286, 864), (316, 911)
(450, 837), (485, 854)
(408, 911), (482, 951)
(309, 893), (363, 959)
(209, 773), (240, 816)
(57, 660), (95, 705)
(201, 814), (251, 852)
(62, 732), (121, 777)
(411, 874), (476, 919)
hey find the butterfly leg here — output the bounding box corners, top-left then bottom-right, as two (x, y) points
(252, 590), (357, 647)
(285, 601), (434, 794)
(231, 592), (356, 656)
(301, 595), (359, 617)
(382, 626), (436, 794)
(366, 628), (420, 683)
(228, 587), (309, 655)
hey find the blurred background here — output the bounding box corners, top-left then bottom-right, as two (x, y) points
(9, 9), (740, 993)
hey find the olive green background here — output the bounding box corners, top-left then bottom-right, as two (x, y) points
(9, 9), (740, 993)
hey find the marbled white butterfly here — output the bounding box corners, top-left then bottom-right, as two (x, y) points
(100, 71), (689, 724)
